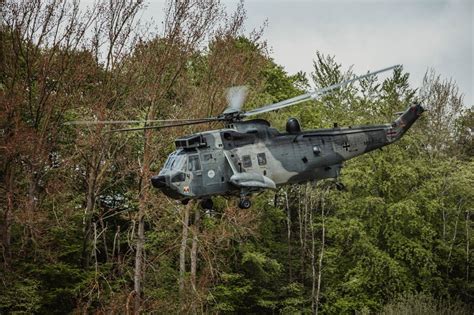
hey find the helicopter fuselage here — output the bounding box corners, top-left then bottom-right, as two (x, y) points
(151, 104), (424, 203)
(66, 64), (411, 208)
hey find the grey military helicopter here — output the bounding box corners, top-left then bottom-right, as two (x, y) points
(69, 65), (424, 209)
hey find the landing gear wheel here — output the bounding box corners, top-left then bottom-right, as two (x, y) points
(200, 198), (214, 210)
(181, 199), (189, 205)
(238, 199), (251, 209)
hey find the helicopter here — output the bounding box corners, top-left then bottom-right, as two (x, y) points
(69, 65), (424, 209)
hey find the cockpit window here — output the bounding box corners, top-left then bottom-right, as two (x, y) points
(163, 153), (174, 169)
(188, 155), (201, 172)
(164, 152), (186, 171)
(172, 155), (186, 171)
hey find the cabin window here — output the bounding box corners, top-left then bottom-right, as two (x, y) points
(188, 155), (201, 171)
(257, 153), (267, 166)
(242, 155), (252, 168)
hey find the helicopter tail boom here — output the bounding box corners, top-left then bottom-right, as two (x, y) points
(387, 103), (424, 142)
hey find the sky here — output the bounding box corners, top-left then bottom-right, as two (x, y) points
(143, 0), (473, 106)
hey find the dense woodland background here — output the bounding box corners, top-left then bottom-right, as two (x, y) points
(0, 0), (473, 314)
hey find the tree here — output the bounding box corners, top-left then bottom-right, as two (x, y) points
(418, 68), (465, 157)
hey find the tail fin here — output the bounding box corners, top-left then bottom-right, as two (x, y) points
(387, 103), (424, 141)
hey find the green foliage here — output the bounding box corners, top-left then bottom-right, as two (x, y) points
(0, 277), (41, 314)
(380, 292), (472, 315)
(209, 273), (253, 312)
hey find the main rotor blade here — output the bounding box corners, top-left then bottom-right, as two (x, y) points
(108, 118), (221, 132)
(64, 118), (217, 125)
(242, 65), (400, 117)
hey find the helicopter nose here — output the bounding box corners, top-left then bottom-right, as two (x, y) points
(151, 175), (168, 189)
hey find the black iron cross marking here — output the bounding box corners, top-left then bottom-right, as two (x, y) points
(342, 142), (351, 151)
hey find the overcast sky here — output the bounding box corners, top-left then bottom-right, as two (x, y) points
(144, 0), (473, 106)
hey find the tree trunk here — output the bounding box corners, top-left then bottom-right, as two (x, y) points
(315, 191), (326, 315)
(190, 205), (201, 313)
(298, 187), (304, 282)
(81, 161), (97, 268)
(466, 209), (470, 283)
(191, 205), (200, 291)
(27, 171), (38, 214)
(1, 164), (13, 265)
(99, 217), (108, 262)
(112, 225), (122, 270)
(285, 191), (292, 282)
(134, 213), (145, 313)
(310, 191), (316, 314)
(303, 184), (309, 282)
(134, 124), (154, 313)
(447, 199), (464, 273)
(179, 203), (191, 297)
(133, 155), (149, 314)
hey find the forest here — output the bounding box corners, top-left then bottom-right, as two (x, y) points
(0, 0), (472, 314)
